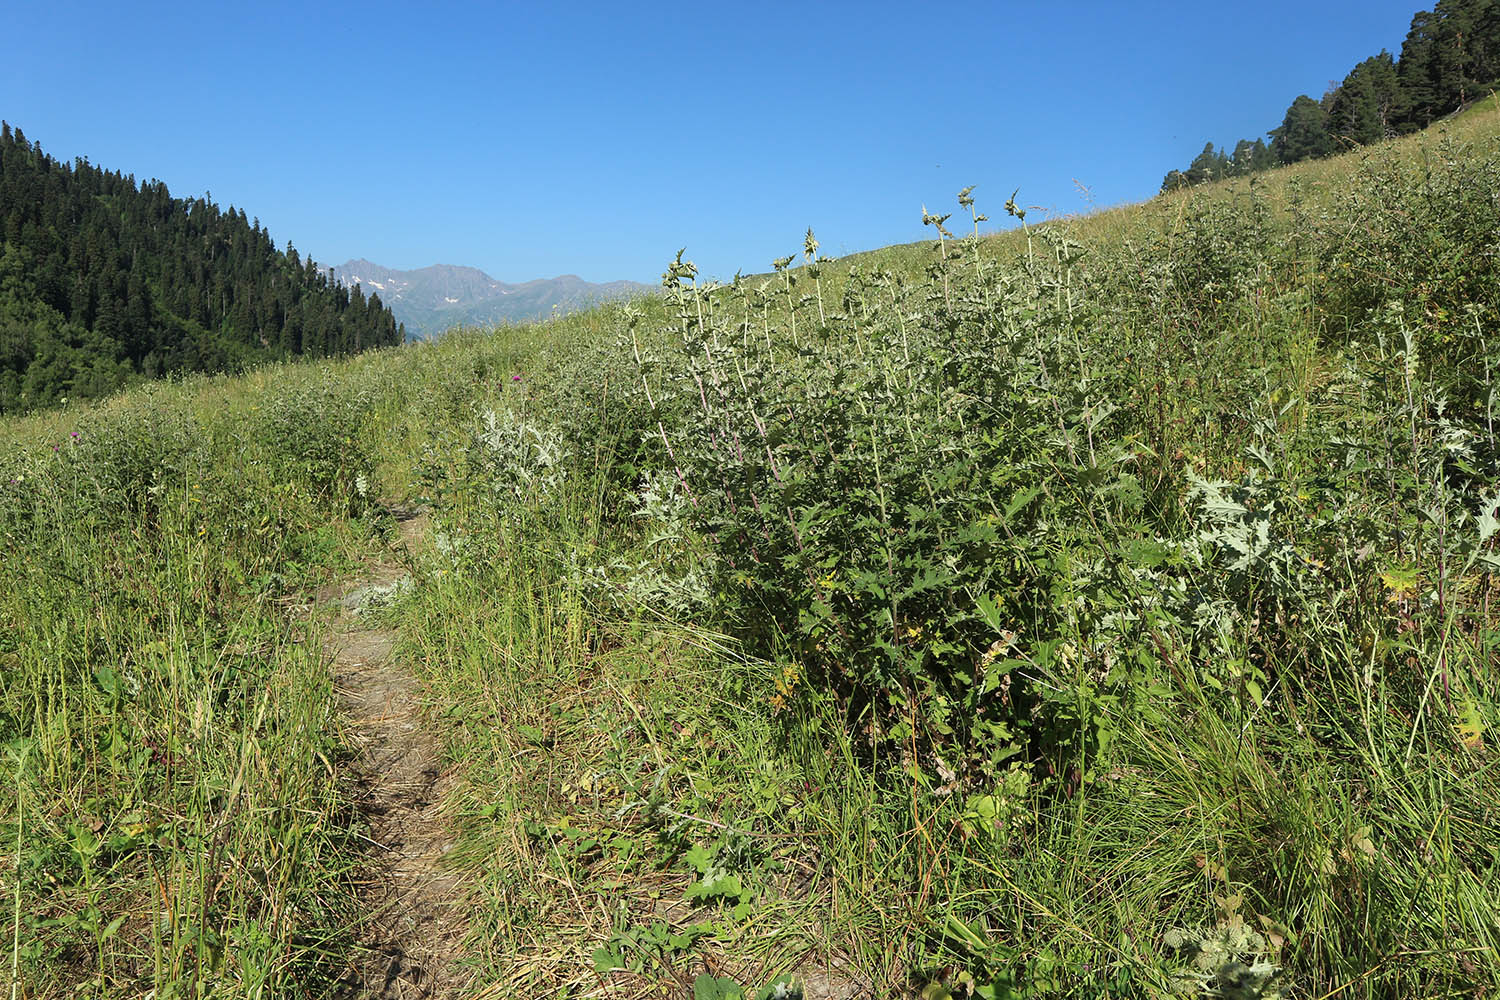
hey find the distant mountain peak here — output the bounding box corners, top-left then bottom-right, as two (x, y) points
(329, 260), (650, 338)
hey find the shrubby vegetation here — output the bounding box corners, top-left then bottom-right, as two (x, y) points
(4, 98), (1500, 1000)
(382, 116), (1500, 996)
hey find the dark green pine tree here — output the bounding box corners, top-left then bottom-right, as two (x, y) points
(1399, 10), (1445, 129)
(1428, 0), (1478, 110)
(1250, 138), (1276, 172)
(1397, 1), (1500, 130)
(1227, 138), (1275, 176)
(1474, 0), (1500, 88)
(1272, 95), (1335, 164)
(1328, 51), (1405, 146)
(1432, 0), (1500, 107)
(1184, 142), (1232, 184)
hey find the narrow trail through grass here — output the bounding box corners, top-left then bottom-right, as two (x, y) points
(322, 508), (469, 998)
(8, 103), (1500, 998)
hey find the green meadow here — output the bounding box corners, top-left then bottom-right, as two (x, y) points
(5, 97), (1500, 999)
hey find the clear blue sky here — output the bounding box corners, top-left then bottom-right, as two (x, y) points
(4, 1), (1421, 284)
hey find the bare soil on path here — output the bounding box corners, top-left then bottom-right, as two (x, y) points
(323, 509), (470, 999)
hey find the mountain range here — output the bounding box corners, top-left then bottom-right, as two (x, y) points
(329, 260), (652, 339)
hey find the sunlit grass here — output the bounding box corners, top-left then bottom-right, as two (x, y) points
(4, 94), (1500, 1000)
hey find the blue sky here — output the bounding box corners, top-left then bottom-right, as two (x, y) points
(4, 1), (1421, 284)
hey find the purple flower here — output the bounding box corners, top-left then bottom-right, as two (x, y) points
(512, 374), (523, 382)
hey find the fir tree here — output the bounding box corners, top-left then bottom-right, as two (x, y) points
(1272, 95), (1335, 164)
(1328, 52), (1405, 145)
(1185, 142), (1233, 184)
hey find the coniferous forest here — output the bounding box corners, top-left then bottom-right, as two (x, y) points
(1162, 0), (1500, 190)
(0, 122), (403, 413)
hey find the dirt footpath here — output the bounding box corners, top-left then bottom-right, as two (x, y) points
(325, 510), (470, 999)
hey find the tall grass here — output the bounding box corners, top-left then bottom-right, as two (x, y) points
(3, 97), (1499, 1000)
(0, 374), (390, 997)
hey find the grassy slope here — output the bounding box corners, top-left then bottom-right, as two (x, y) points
(3, 95), (1500, 999)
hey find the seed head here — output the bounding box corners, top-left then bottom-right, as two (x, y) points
(1004, 188), (1026, 222)
(661, 247), (697, 287)
(921, 205), (953, 238)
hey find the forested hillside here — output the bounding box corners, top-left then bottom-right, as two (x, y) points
(1162, 0), (1500, 189)
(0, 123), (403, 413)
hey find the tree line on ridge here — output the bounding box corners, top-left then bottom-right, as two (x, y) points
(0, 122), (404, 413)
(1162, 0), (1500, 191)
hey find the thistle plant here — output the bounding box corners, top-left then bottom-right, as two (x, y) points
(1004, 186), (1034, 265)
(921, 204), (954, 309)
(957, 185), (989, 288)
(772, 253), (798, 346)
(803, 228), (830, 327)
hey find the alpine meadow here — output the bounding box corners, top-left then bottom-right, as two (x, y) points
(6, 19), (1500, 1000)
